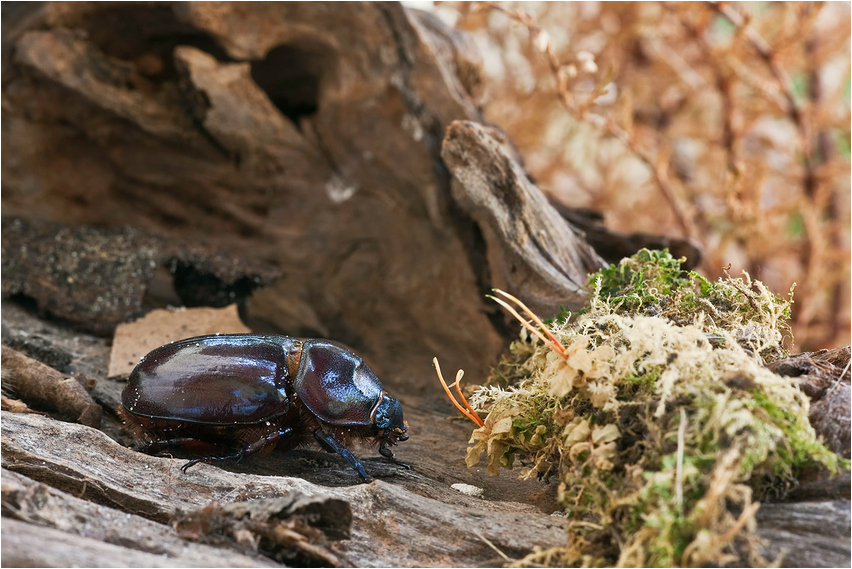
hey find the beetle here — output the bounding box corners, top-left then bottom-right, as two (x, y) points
(118, 334), (409, 481)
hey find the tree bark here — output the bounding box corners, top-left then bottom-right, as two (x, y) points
(4, 0), (558, 388)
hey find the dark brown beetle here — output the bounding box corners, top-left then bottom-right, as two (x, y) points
(118, 334), (409, 481)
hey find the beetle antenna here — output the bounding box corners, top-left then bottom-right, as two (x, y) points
(433, 358), (485, 428)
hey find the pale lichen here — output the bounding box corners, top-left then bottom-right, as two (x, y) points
(453, 249), (845, 568)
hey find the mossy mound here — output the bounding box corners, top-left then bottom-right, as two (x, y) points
(464, 250), (845, 567)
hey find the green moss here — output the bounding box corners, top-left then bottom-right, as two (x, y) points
(458, 250), (845, 567)
(619, 365), (663, 398)
(585, 248), (794, 364)
(592, 249), (692, 315)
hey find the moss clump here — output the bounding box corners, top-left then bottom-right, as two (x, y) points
(463, 250), (845, 567)
(596, 249), (794, 364)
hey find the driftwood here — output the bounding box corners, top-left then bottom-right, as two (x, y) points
(1, 2), (849, 567)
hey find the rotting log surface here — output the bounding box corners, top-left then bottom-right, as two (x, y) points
(3, 407), (850, 568)
(2, 0), (603, 389)
(1, 2), (849, 567)
(1, 301), (573, 567)
(2, 301), (850, 567)
(1, 411), (569, 567)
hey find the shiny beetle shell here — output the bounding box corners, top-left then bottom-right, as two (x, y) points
(119, 334), (408, 481)
(123, 335), (298, 424)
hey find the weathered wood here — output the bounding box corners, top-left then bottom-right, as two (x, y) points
(770, 346), (851, 458)
(1, 217), (280, 336)
(3, 408), (849, 567)
(1, 470), (275, 568)
(2, 285), (850, 567)
(1, 411), (568, 567)
(1, 1), (508, 387)
(171, 493), (353, 567)
(548, 200), (703, 270)
(1, 518), (265, 568)
(755, 501), (851, 568)
(1, 345), (102, 428)
(441, 120), (606, 316)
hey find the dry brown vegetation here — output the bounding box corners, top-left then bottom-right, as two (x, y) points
(440, 1), (850, 352)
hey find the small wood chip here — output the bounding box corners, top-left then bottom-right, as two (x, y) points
(451, 483), (484, 498)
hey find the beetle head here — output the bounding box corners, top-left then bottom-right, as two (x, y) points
(371, 392), (409, 443)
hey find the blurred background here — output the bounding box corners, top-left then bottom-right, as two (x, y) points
(422, 1), (850, 352)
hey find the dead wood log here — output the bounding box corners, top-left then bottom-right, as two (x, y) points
(3, 407), (848, 567)
(441, 120), (605, 316)
(1, 279), (849, 567)
(1, 411), (569, 567)
(172, 493), (353, 567)
(769, 346), (851, 458)
(1, 1), (609, 390)
(1, 518), (269, 568)
(1, 1), (501, 388)
(1, 217), (280, 335)
(1, 470), (275, 568)
(1, 3), (847, 567)
(754, 501), (851, 568)
(548, 200), (703, 270)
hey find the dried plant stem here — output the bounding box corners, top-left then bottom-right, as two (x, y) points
(493, 289), (566, 356)
(707, 1), (829, 345)
(452, 369), (479, 425)
(676, 408), (687, 510)
(433, 358), (484, 427)
(675, 13), (741, 180)
(482, 1), (697, 241)
(488, 296), (565, 357)
(690, 2), (844, 348)
(472, 529), (514, 563)
(806, 32), (845, 347)
(707, 1), (807, 138)
(718, 502), (761, 549)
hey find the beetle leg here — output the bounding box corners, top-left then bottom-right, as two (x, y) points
(313, 432), (338, 454)
(379, 440), (412, 470)
(180, 447), (248, 472)
(313, 429), (370, 482)
(141, 437), (217, 455)
(167, 427), (294, 473)
(240, 426), (293, 457)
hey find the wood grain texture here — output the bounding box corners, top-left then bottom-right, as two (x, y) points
(1, 3), (847, 566)
(1, 411), (568, 567)
(442, 120), (606, 315)
(1, 1), (506, 389)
